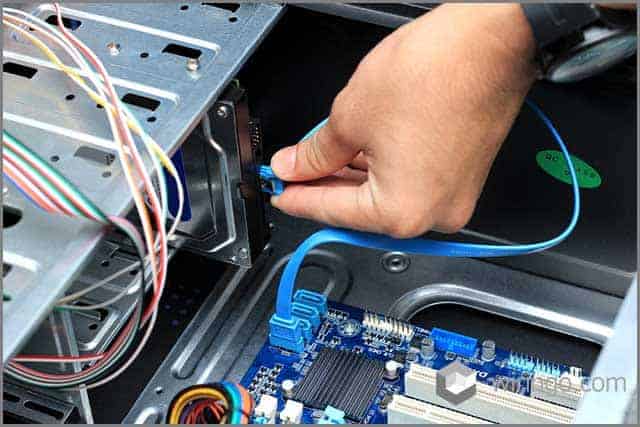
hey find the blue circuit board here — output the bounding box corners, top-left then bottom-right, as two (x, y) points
(240, 301), (579, 424)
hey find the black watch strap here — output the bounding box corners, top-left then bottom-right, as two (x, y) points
(521, 3), (600, 50)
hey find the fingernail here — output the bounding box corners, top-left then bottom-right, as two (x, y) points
(271, 146), (296, 178)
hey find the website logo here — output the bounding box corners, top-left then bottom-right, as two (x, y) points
(436, 360), (477, 405)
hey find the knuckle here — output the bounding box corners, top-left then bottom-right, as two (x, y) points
(375, 198), (432, 239)
(327, 93), (356, 144)
(438, 201), (475, 233)
(298, 137), (328, 175)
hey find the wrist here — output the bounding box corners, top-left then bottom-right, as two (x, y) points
(469, 3), (538, 87)
(421, 4), (538, 95)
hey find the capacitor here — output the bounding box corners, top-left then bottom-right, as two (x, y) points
(481, 339), (496, 362)
(420, 337), (435, 359)
(281, 379), (296, 398)
(384, 360), (401, 380)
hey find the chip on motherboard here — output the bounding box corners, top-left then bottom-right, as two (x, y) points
(293, 347), (385, 421)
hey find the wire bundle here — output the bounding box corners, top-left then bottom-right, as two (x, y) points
(167, 383), (254, 424)
(3, 129), (147, 387)
(3, 3), (185, 389)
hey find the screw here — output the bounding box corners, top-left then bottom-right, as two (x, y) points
(186, 57), (200, 72)
(237, 248), (249, 259)
(481, 340), (496, 362)
(381, 252), (410, 273)
(107, 42), (120, 56)
(216, 105), (229, 118)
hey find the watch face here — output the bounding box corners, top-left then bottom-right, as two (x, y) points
(548, 32), (637, 83)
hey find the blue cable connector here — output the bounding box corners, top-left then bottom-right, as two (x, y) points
(318, 406), (346, 424)
(258, 165), (284, 196)
(294, 289), (328, 317)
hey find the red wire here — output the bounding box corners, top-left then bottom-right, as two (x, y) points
(12, 354), (106, 363)
(9, 312), (137, 380)
(2, 158), (58, 213)
(186, 400), (224, 424)
(8, 4), (168, 382)
(3, 137), (101, 221)
(53, 3), (168, 306)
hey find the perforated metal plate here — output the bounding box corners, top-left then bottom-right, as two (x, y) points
(2, 2), (283, 362)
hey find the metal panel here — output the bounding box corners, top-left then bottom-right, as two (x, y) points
(2, 2), (283, 362)
(297, 3), (436, 28)
(575, 278), (637, 423)
(3, 381), (80, 424)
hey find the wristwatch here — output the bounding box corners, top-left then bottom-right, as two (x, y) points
(521, 3), (637, 83)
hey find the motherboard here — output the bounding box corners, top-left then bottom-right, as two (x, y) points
(241, 299), (584, 424)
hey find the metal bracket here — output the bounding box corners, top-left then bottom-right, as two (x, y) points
(174, 85), (269, 267)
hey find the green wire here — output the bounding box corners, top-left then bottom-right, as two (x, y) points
(2, 133), (146, 387)
(3, 130), (108, 222)
(3, 146), (84, 217)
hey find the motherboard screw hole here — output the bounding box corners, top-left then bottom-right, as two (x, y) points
(381, 252), (410, 273)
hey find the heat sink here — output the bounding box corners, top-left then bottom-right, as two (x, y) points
(293, 347), (384, 421)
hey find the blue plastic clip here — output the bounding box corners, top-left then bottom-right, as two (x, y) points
(318, 406), (346, 424)
(268, 314), (305, 353)
(292, 301), (321, 331)
(293, 289), (328, 317)
(258, 165), (284, 195)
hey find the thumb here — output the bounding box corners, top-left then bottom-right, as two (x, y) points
(271, 119), (360, 182)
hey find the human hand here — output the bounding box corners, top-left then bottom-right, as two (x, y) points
(271, 4), (537, 238)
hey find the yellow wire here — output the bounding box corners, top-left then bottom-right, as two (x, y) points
(2, 17), (175, 173)
(168, 388), (228, 424)
(3, 17), (169, 296)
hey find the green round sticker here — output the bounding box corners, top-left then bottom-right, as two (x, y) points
(536, 150), (602, 189)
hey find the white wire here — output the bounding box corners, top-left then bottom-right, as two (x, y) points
(4, 9), (171, 296)
(52, 3), (163, 298)
(55, 262), (141, 305)
(4, 9), (184, 240)
(3, 9), (172, 383)
(4, 7), (188, 387)
(2, 158), (61, 213)
(85, 307), (158, 389)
